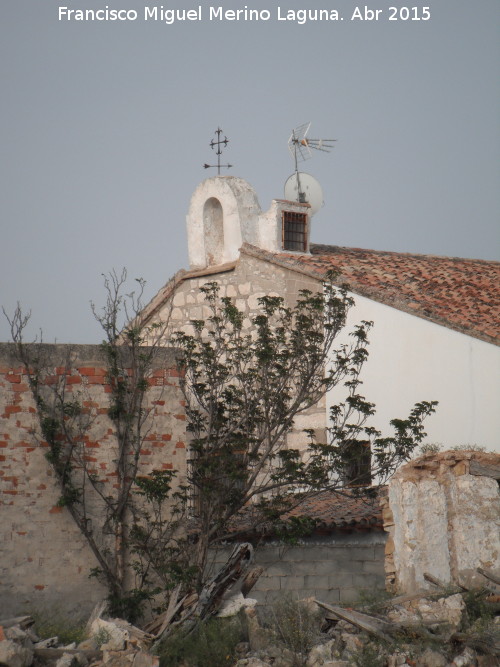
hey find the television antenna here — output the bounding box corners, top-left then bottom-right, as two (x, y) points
(203, 127), (233, 175)
(287, 123), (335, 208)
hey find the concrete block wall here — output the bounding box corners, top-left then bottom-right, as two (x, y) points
(213, 533), (386, 607)
(0, 343), (185, 616)
(253, 540), (386, 605)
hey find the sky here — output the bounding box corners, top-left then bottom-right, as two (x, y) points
(1, 0), (499, 343)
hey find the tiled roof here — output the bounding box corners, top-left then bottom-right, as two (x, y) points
(230, 490), (383, 538)
(283, 489), (383, 530)
(242, 244), (500, 345)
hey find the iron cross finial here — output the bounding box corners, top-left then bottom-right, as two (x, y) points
(203, 127), (233, 175)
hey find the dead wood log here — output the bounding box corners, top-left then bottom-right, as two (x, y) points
(316, 600), (451, 645)
(385, 621), (444, 644)
(181, 593), (199, 610)
(450, 632), (500, 657)
(424, 572), (447, 588)
(0, 616), (34, 629)
(150, 590), (201, 649)
(144, 584), (182, 636)
(145, 589), (200, 639)
(195, 543), (253, 620)
(148, 584), (192, 649)
(477, 567), (500, 587)
(157, 599), (202, 640)
(314, 600), (395, 643)
(148, 543), (254, 640)
(34, 648), (103, 661)
(424, 572), (469, 591)
(424, 572), (467, 592)
(241, 566), (264, 597)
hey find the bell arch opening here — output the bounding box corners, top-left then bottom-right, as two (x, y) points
(203, 197), (224, 266)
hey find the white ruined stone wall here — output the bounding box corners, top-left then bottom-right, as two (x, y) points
(384, 451), (500, 593)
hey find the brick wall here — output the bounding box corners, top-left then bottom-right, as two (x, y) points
(0, 336), (387, 617)
(0, 343), (185, 617)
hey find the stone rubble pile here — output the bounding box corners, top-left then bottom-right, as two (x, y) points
(1, 582), (498, 667)
(0, 614), (158, 667)
(234, 589), (500, 667)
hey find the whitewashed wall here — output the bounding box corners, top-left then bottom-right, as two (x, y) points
(327, 292), (500, 452)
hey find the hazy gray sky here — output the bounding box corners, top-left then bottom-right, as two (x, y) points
(1, 0), (499, 343)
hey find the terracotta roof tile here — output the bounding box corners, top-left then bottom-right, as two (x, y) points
(284, 489), (382, 530)
(242, 244), (500, 345)
(230, 490), (383, 538)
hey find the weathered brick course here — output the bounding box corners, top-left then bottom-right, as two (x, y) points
(0, 325), (388, 616)
(0, 343), (185, 617)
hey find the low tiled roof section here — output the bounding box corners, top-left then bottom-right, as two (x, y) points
(284, 489), (383, 530)
(244, 244), (500, 345)
(232, 490), (383, 538)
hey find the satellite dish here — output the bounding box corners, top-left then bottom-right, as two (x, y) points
(284, 172), (324, 216)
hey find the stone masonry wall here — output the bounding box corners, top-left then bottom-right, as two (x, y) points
(150, 259), (388, 606)
(384, 451), (500, 594)
(157, 251), (327, 451)
(0, 343), (185, 617)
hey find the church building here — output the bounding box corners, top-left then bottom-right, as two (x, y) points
(139, 175), (500, 453)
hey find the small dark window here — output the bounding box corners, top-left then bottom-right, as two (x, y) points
(190, 447), (247, 516)
(343, 440), (372, 487)
(282, 211), (307, 251)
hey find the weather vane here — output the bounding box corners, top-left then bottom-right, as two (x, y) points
(203, 127), (233, 175)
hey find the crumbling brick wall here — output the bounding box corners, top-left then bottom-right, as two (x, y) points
(0, 343), (186, 616)
(383, 451), (500, 594)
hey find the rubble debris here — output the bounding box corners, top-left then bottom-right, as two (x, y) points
(85, 601), (108, 635)
(217, 593), (258, 618)
(386, 592), (466, 631)
(53, 651), (88, 667)
(229, 584), (498, 665)
(0, 639), (34, 667)
(1, 567), (499, 667)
